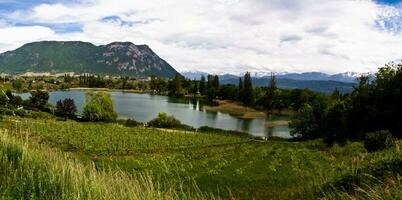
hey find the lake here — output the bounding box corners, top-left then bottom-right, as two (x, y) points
(18, 91), (292, 138)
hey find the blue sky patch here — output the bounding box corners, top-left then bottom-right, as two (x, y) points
(14, 22), (83, 33)
(376, 0), (402, 5)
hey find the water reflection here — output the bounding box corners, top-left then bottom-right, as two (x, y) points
(16, 91), (292, 138)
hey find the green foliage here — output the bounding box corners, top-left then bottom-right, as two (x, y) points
(82, 92), (117, 122)
(0, 108), (13, 115)
(0, 92), (8, 108)
(199, 75), (206, 95)
(324, 101), (349, 145)
(290, 98), (329, 139)
(240, 72), (254, 106)
(124, 118), (143, 127)
(290, 62), (402, 144)
(364, 130), (395, 152)
(5, 90), (22, 107)
(167, 76), (185, 97)
(11, 79), (23, 91)
(147, 112), (182, 128)
(55, 98), (77, 120)
(263, 73), (277, 110)
(197, 126), (249, 137)
(13, 109), (28, 117)
(28, 90), (49, 111)
(320, 146), (402, 199)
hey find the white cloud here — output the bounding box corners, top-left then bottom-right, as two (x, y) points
(1, 0), (402, 74)
(0, 25), (54, 52)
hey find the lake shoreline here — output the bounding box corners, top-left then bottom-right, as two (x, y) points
(16, 90), (292, 137)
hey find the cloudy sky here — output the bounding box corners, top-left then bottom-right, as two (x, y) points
(1, 0), (402, 74)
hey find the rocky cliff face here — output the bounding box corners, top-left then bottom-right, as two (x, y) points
(0, 41), (179, 78)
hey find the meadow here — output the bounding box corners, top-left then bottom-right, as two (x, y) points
(0, 116), (401, 199)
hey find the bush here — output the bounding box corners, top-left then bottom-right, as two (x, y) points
(124, 118), (143, 127)
(198, 126), (248, 137)
(28, 111), (56, 120)
(14, 109), (28, 117)
(0, 108), (14, 116)
(147, 112), (182, 128)
(364, 130), (394, 152)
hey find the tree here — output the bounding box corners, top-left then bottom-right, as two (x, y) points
(167, 76), (184, 97)
(12, 80), (23, 91)
(121, 76), (129, 90)
(264, 73), (277, 110)
(199, 75), (206, 95)
(238, 77), (244, 101)
(29, 90), (49, 110)
(82, 91), (117, 122)
(242, 72), (254, 106)
(55, 98), (77, 120)
(0, 91), (8, 108)
(6, 90), (22, 107)
(192, 80), (198, 95)
(205, 75), (219, 100)
(324, 101), (349, 145)
(289, 98), (328, 139)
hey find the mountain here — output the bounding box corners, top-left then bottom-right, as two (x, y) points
(181, 71), (373, 83)
(0, 41), (179, 78)
(182, 71), (357, 93)
(179, 71), (208, 80)
(275, 72), (369, 83)
(220, 76), (355, 93)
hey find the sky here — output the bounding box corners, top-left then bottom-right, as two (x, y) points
(1, 0), (402, 74)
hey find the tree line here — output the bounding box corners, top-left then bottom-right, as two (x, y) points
(290, 62), (402, 145)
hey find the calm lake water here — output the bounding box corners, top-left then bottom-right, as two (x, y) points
(18, 91), (292, 138)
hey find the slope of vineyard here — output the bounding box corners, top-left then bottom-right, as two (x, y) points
(0, 116), (401, 199)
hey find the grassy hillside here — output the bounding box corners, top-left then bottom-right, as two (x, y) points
(0, 116), (401, 199)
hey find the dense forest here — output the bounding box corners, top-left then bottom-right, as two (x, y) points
(290, 63), (402, 145)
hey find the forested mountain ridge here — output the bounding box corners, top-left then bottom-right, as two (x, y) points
(0, 41), (179, 78)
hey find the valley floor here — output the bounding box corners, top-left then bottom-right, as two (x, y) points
(0, 116), (401, 199)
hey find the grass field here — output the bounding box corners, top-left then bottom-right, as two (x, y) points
(0, 116), (401, 199)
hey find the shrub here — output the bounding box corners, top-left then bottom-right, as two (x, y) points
(0, 92), (8, 108)
(82, 92), (117, 122)
(125, 118), (143, 127)
(147, 112), (181, 128)
(14, 109), (28, 117)
(198, 126), (248, 137)
(364, 130), (394, 152)
(0, 108), (14, 116)
(28, 111), (56, 120)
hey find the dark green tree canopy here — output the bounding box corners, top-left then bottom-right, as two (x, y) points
(56, 98), (77, 120)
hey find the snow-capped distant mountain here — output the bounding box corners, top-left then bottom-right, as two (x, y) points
(180, 71), (209, 80)
(180, 71), (373, 83)
(180, 70), (365, 93)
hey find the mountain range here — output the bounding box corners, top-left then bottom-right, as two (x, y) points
(0, 41), (179, 78)
(181, 71), (373, 83)
(181, 71), (369, 93)
(0, 40), (369, 93)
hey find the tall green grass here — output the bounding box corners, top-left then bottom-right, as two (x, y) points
(1, 116), (401, 199)
(319, 142), (402, 200)
(0, 129), (214, 200)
